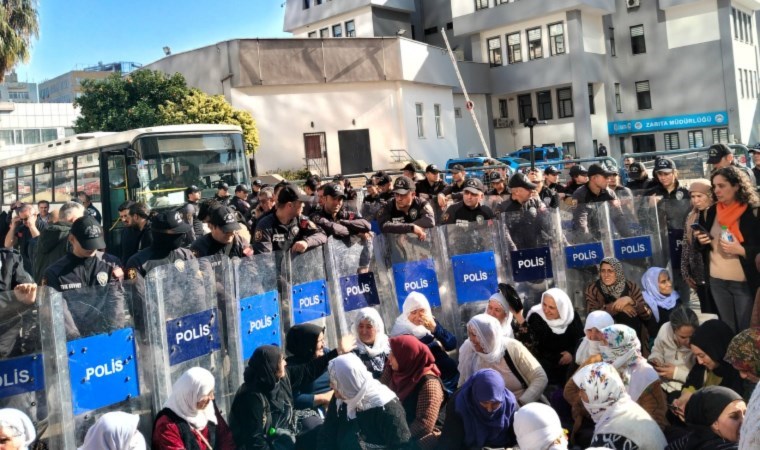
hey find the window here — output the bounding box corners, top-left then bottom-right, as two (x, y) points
(446, 22), (453, 30)
(498, 99), (508, 118)
(632, 135), (656, 154)
(619, 137), (626, 153)
(507, 33), (522, 63)
(475, 0), (489, 11)
(609, 27), (616, 57)
(487, 37), (502, 67)
(23, 129), (40, 145)
(424, 27), (438, 36)
(518, 94), (533, 123)
(345, 20), (355, 37)
(434, 104), (443, 138)
(536, 91), (553, 120)
(454, 107), (462, 118)
(614, 83), (622, 112)
(527, 27), (543, 60)
(588, 83), (595, 115)
(746, 69), (751, 98)
(308, 31), (317, 38)
(303, 0), (310, 9)
(687, 130), (704, 148)
(332, 24), (342, 38)
(712, 128), (729, 144)
(557, 88), (573, 118)
(664, 133), (680, 150)
(733, 8), (739, 39)
(416, 103), (424, 138)
(76, 153), (101, 202)
(740, 69), (744, 98)
(635, 80), (651, 110)
(320, 28), (329, 37)
(630, 25), (646, 54)
(549, 22), (565, 56)
(562, 142), (576, 158)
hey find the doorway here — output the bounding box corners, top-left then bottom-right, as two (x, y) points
(338, 129), (373, 174)
(632, 134), (656, 154)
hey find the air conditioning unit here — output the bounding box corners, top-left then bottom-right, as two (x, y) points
(494, 118), (513, 128)
(627, 0), (640, 8)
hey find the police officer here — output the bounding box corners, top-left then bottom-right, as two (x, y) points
(441, 178), (494, 225)
(310, 183), (371, 238)
(707, 143), (757, 185)
(416, 165), (447, 201)
(361, 178), (383, 219)
(230, 184), (253, 224)
(43, 215), (125, 339)
(373, 171), (394, 202)
(253, 185), (327, 254)
(215, 182), (232, 205)
(527, 167), (559, 209)
(437, 164), (467, 209)
(572, 163), (630, 239)
(125, 208), (195, 280)
(626, 162), (656, 194)
(190, 206), (252, 258)
(564, 165), (589, 196)
(302, 176), (321, 216)
(0, 247), (38, 358)
(182, 185), (205, 241)
(495, 172), (543, 251)
(248, 179), (264, 207)
(543, 166), (563, 195)
(376, 176), (435, 240)
(645, 158), (690, 200)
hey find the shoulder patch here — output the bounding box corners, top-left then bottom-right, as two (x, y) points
(442, 213), (449, 223)
(126, 268), (137, 280)
(96, 271), (108, 286)
(174, 259), (186, 273)
(254, 229), (263, 242)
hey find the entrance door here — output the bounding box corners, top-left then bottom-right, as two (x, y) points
(338, 129), (372, 174)
(304, 133), (328, 177)
(632, 134), (656, 154)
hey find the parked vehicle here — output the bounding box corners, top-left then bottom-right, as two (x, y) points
(509, 145), (565, 169)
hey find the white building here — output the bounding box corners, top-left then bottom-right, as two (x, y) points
(0, 103), (79, 160)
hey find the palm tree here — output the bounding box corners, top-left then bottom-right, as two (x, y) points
(0, 0), (38, 82)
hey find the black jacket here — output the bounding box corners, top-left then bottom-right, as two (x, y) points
(190, 233), (250, 259)
(376, 198), (435, 234)
(441, 202), (494, 225)
(317, 397), (411, 450)
(0, 249), (35, 358)
(32, 221), (73, 284)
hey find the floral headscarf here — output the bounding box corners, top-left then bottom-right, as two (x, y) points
(598, 257), (627, 299)
(572, 362), (626, 424)
(724, 328), (760, 377)
(599, 324), (657, 401)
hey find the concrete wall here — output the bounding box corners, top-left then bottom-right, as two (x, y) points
(400, 83), (461, 164)
(292, 5), (375, 37)
(284, 0), (415, 32)
(372, 7), (413, 36)
(454, 93), (492, 156)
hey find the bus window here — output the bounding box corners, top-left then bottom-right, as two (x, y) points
(54, 170), (74, 202)
(76, 153), (100, 202)
(55, 157), (73, 171)
(35, 174), (52, 202)
(2, 178), (15, 204)
(17, 165), (32, 177)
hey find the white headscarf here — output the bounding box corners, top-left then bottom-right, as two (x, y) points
(514, 403), (568, 450)
(572, 362), (627, 425)
(390, 292), (432, 338)
(575, 311), (614, 365)
(526, 288), (575, 334)
(328, 353), (397, 419)
(599, 324), (658, 401)
(458, 314), (507, 384)
(0, 408), (36, 450)
(78, 411), (146, 450)
(485, 291), (514, 338)
(164, 367), (217, 430)
(351, 308), (390, 358)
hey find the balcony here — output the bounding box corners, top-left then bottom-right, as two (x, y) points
(284, 0), (415, 32)
(660, 0), (760, 9)
(453, 0), (615, 37)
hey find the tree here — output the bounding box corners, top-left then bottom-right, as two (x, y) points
(0, 0), (39, 82)
(73, 70), (189, 133)
(159, 88), (260, 155)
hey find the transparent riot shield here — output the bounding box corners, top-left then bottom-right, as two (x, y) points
(500, 206), (566, 312)
(437, 221), (505, 342)
(610, 197), (665, 287)
(227, 253), (282, 389)
(561, 202), (614, 312)
(656, 197), (693, 302)
(483, 193), (507, 213)
(142, 257), (230, 417)
(50, 282), (150, 446)
(0, 288), (70, 449)
(324, 236), (385, 337)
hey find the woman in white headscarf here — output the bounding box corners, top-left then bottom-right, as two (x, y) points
(0, 409), (36, 450)
(514, 403), (568, 450)
(573, 362), (666, 449)
(516, 288), (584, 384)
(317, 353), (410, 449)
(350, 307), (390, 379)
(575, 310), (614, 365)
(79, 411), (146, 450)
(152, 367), (235, 450)
(485, 283), (523, 338)
(457, 313), (548, 405)
(390, 292), (459, 392)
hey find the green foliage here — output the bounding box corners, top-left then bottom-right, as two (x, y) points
(74, 70), (189, 133)
(269, 167), (313, 181)
(0, 0), (39, 82)
(159, 88), (260, 155)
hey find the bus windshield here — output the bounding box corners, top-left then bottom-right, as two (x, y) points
(132, 133), (247, 208)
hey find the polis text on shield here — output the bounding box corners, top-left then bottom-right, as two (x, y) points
(85, 358), (124, 381)
(0, 368), (30, 387)
(463, 271), (488, 282)
(300, 295), (321, 308)
(518, 256), (545, 268)
(176, 323), (211, 345)
(249, 315), (274, 333)
(404, 279), (429, 291)
(346, 283), (371, 296)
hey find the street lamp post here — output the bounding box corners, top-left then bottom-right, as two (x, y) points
(523, 117), (547, 171)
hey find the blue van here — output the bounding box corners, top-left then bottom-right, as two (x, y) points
(443, 157), (514, 183)
(509, 146), (565, 168)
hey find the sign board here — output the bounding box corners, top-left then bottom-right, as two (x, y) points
(565, 242), (605, 269)
(292, 279), (331, 324)
(166, 309), (222, 366)
(613, 235), (653, 260)
(392, 258), (441, 310)
(239, 290), (281, 361)
(608, 111), (728, 135)
(339, 272), (380, 312)
(0, 354), (44, 399)
(451, 251), (498, 304)
(510, 247), (553, 282)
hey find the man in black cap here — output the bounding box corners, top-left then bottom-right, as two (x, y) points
(527, 167), (559, 208)
(564, 165), (589, 196)
(402, 163), (421, 181)
(495, 172), (545, 251)
(497, 172), (540, 213)
(441, 178), (494, 225)
(361, 178), (383, 219)
(485, 171), (510, 202)
(625, 162), (656, 194)
(215, 181), (232, 206)
(125, 208), (195, 280)
(253, 185), (327, 254)
(43, 215), (125, 339)
(572, 163), (629, 238)
(750, 147), (760, 182)
(310, 183), (371, 238)
(543, 166), (563, 195)
(373, 171), (394, 202)
(181, 185), (205, 242)
(437, 164), (467, 209)
(377, 176), (435, 240)
(248, 179), (263, 206)
(230, 184), (253, 225)
(708, 143), (756, 185)
(190, 206), (251, 258)
(645, 158), (689, 200)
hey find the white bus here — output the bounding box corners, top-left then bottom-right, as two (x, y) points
(0, 124), (249, 246)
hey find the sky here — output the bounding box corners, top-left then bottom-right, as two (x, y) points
(14, 0), (288, 82)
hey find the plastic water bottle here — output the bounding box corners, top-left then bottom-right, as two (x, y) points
(721, 225), (735, 243)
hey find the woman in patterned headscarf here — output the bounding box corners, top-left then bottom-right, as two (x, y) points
(725, 328), (760, 384)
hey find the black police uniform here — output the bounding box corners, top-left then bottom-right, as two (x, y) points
(415, 179), (447, 200)
(253, 213), (327, 254)
(190, 233), (250, 258)
(125, 245), (194, 279)
(644, 180), (690, 200)
(120, 223), (153, 265)
(485, 186), (510, 199)
(182, 200), (205, 239)
(537, 186), (559, 209)
(546, 181), (565, 195)
(215, 194), (232, 206)
(230, 196), (253, 222)
(0, 249), (37, 357)
(441, 202), (494, 225)
(440, 180), (466, 201)
(626, 177), (656, 193)
(572, 185), (630, 239)
(310, 206), (371, 238)
(376, 197), (435, 233)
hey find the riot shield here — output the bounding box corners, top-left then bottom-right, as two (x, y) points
(611, 197), (664, 287)
(561, 202), (614, 312)
(142, 257), (230, 417)
(437, 221), (504, 342)
(500, 207), (566, 312)
(227, 252), (283, 389)
(51, 283), (151, 446)
(483, 193), (506, 213)
(324, 236), (386, 337)
(0, 288), (70, 449)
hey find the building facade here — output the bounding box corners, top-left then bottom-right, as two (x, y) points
(0, 103), (79, 160)
(39, 61), (143, 103)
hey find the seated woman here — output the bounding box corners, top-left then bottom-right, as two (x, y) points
(318, 353), (410, 449)
(80, 411), (146, 450)
(573, 362), (667, 449)
(648, 306), (698, 402)
(438, 369), (518, 450)
(152, 367), (235, 450)
(741, 383), (760, 450)
(584, 257), (652, 343)
(350, 307), (390, 379)
(672, 319), (743, 419)
(516, 288), (584, 384)
(667, 386), (745, 450)
(575, 310), (614, 365)
(725, 328), (760, 385)
(458, 314), (548, 405)
(514, 403), (569, 450)
(641, 267), (681, 332)
(286, 324), (334, 425)
(380, 335), (445, 450)
(0, 409), (36, 450)
(390, 292), (459, 392)
(485, 283), (523, 338)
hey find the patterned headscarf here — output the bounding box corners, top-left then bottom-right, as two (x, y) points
(725, 328), (760, 377)
(572, 362), (626, 424)
(598, 257), (627, 299)
(599, 325), (641, 373)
